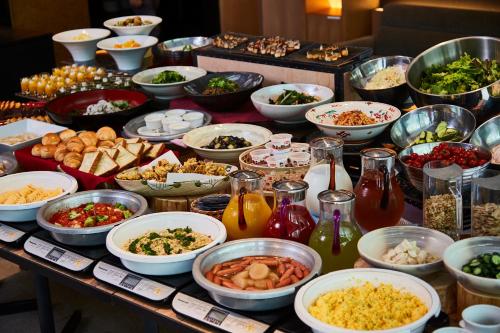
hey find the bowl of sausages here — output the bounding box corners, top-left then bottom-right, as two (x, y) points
(192, 238), (322, 311)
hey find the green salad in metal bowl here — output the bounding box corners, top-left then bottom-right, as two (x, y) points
(151, 70), (186, 84)
(202, 77), (239, 95)
(419, 53), (500, 95)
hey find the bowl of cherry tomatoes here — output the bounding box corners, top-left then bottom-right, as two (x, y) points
(398, 142), (491, 191)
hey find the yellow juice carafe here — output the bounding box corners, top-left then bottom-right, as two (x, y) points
(222, 170), (272, 240)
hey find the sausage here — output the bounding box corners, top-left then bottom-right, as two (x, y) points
(266, 279), (274, 289)
(222, 280), (242, 289)
(281, 267), (294, 281)
(277, 263), (285, 276)
(205, 271), (215, 282)
(294, 267), (304, 279)
(216, 266), (244, 276)
(212, 264), (222, 274)
(275, 278), (291, 288)
(290, 275), (299, 284)
(213, 276), (222, 285)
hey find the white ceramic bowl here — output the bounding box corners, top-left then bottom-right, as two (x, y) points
(97, 35), (158, 70)
(182, 123), (273, 162)
(0, 171), (78, 222)
(132, 66), (207, 100)
(103, 15), (162, 36)
(294, 268), (441, 333)
(305, 101), (401, 142)
(251, 83), (334, 124)
(105, 212), (227, 275)
(358, 226), (454, 276)
(52, 28), (111, 62)
(443, 237), (500, 295)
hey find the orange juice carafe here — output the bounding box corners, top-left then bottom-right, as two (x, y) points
(222, 170), (272, 240)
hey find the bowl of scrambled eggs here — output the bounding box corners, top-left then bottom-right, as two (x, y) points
(294, 268), (441, 333)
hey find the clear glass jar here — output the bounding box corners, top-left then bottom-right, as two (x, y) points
(303, 137), (353, 217)
(263, 180), (315, 244)
(308, 190), (362, 274)
(354, 148), (405, 231)
(423, 160), (463, 240)
(471, 169), (500, 237)
(222, 170), (272, 240)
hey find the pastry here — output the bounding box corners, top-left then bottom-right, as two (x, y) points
(83, 146), (97, 153)
(98, 140), (115, 148)
(31, 143), (43, 157)
(66, 137), (85, 153)
(42, 133), (61, 146)
(54, 147), (68, 162)
(59, 129), (77, 141)
(56, 142), (66, 150)
(63, 152), (82, 168)
(40, 144), (57, 159)
(78, 131), (98, 147)
(96, 126), (117, 141)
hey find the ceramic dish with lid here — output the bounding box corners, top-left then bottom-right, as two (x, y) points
(357, 226), (454, 276)
(106, 212), (227, 275)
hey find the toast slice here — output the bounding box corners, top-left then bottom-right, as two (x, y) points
(93, 152), (119, 177)
(125, 138), (142, 144)
(145, 143), (165, 159)
(116, 146), (138, 171)
(126, 142), (144, 157)
(142, 142), (152, 155)
(97, 147), (119, 159)
(79, 151), (102, 174)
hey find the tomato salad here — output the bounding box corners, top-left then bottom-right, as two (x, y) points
(49, 202), (134, 228)
(403, 143), (489, 169)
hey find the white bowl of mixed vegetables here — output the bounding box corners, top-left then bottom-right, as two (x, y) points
(132, 66), (207, 100)
(106, 211), (227, 275)
(443, 236), (500, 295)
(251, 83), (334, 124)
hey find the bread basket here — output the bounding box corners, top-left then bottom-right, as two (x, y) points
(239, 148), (310, 191)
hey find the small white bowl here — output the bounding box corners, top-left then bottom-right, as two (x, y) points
(105, 212), (227, 275)
(169, 121), (191, 135)
(52, 28), (111, 62)
(144, 113), (164, 130)
(289, 152), (310, 166)
(357, 226), (454, 277)
(165, 109), (187, 117)
(182, 111), (204, 128)
(305, 101), (401, 142)
(294, 268), (441, 333)
(443, 237), (500, 295)
(97, 35), (158, 70)
(249, 149), (272, 164)
(291, 142), (310, 152)
(132, 66), (207, 100)
(251, 83), (334, 124)
(103, 15), (162, 36)
(266, 155), (287, 168)
(182, 123), (272, 162)
(0, 171), (78, 222)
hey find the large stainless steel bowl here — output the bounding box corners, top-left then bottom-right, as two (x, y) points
(390, 104), (476, 148)
(192, 238), (322, 311)
(470, 114), (500, 151)
(398, 142), (491, 191)
(350, 55), (412, 107)
(37, 190), (148, 246)
(406, 36), (500, 123)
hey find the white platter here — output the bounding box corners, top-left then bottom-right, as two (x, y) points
(0, 119), (67, 152)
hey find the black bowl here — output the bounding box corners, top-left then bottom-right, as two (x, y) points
(183, 71), (264, 111)
(45, 89), (149, 131)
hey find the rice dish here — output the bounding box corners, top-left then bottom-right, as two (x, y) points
(124, 227), (212, 255)
(365, 65), (406, 90)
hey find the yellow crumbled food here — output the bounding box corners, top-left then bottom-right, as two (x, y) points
(0, 185), (63, 204)
(308, 282), (428, 330)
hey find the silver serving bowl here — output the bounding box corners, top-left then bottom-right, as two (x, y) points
(406, 36), (500, 123)
(358, 226), (454, 277)
(153, 37), (213, 66)
(36, 190), (148, 246)
(470, 114), (500, 158)
(350, 55), (412, 107)
(390, 104), (476, 148)
(192, 238), (322, 311)
(443, 236), (500, 295)
(398, 142), (491, 191)
(0, 152), (18, 177)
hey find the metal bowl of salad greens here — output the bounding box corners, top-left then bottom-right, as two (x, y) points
(36, 190), (148, 246)
(406, 36), (500, 123)
(184, 72), (264, 111)
(132, 66), (207, 100)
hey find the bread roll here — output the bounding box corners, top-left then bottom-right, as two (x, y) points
(40, 144), (57, 159)
(98, 140), (115, 148)
(42, 133), (61, 146)
(56, 142), (66, 150)
(63, 152), (82, 169)
(78, 131), (98, 147)
(83, 146), (97, 153)
(59, 129), (77, 141)
(31, 143), (43, 156)
(54, 147), (68, 162)
(66, 137), (84, 153)
(96, 126), (117, 141)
